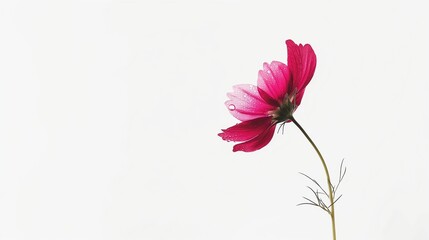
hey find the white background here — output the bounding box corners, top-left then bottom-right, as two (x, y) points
(1, 0), (428, 239)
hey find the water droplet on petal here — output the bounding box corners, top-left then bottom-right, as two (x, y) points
(228, 104), (236, 111)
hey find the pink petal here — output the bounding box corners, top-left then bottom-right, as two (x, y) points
(226, 84), (274, 121)
(257, 61), (291, 104)
(218, 117), (273, 142)
(232, 122), (276, 152)
(294, 88), (305, 107)
(286, 40), (316, 97)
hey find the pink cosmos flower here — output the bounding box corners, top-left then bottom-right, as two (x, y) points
(218, 40), (316, 152)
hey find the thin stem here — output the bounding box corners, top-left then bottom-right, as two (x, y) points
(291, 117), (337, 240)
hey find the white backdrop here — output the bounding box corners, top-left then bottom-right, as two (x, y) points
(1, 0), (428, 239)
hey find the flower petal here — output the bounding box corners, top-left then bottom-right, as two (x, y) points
(232, 122), (276, 152)
(294, 89), (305, 107)
(225, 84), (274, 121)
(218, 117), (273, 142)
(257, 61), (291, 104)
(286, 40), (316, 96)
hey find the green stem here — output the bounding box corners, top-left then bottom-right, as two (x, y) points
(291, 117), (337, 240)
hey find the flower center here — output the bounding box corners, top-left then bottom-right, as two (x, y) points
(271, 94), (297, 123)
